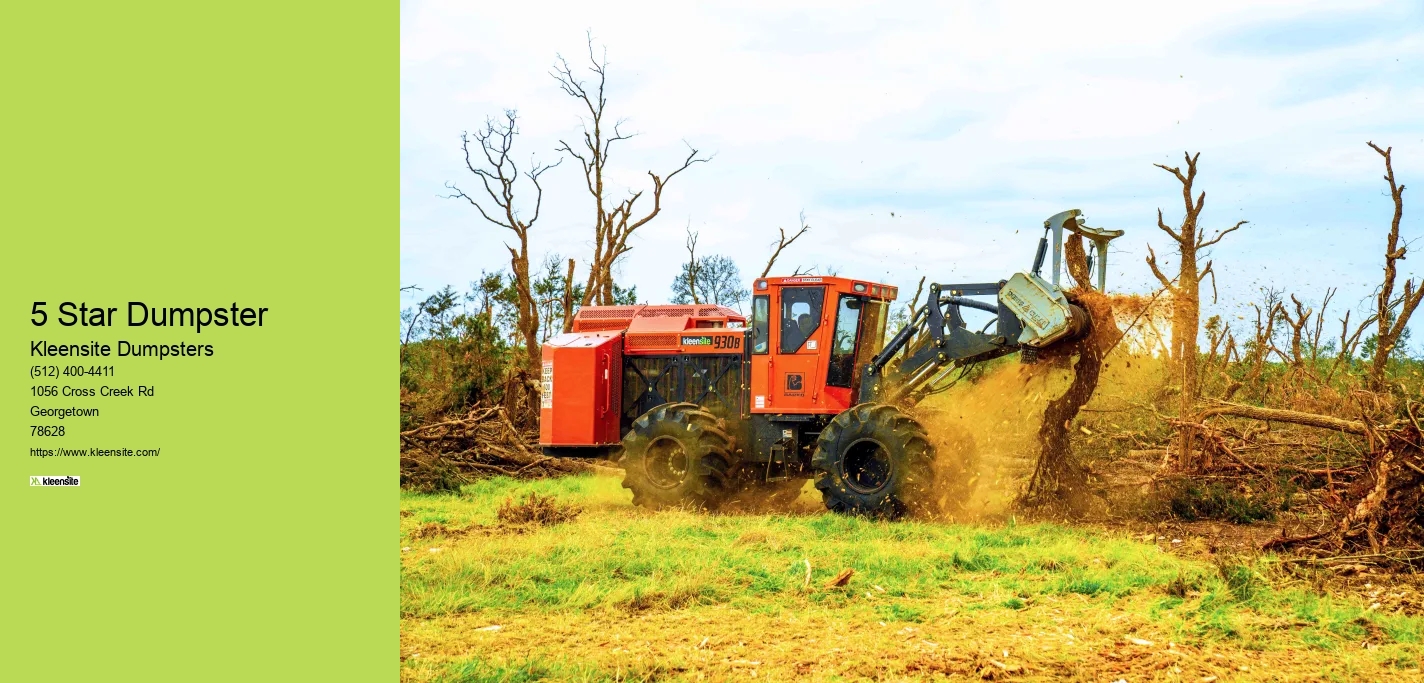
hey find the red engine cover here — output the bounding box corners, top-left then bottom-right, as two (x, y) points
(538, 332), (623, 446)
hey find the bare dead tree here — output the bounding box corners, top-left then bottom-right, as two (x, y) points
(1282, 294), (1312, 368)
(684, 223), (701, 305)
(1205, 312), (1243, 401)
(1203, 315), (1229, 382)
(906, 276), (926, 311)
(444, 110), (560, 374)
(1328, 309), (1378, 383)
(560, 258), (577, 333)
(403, 308), (423, 348)
(1366, 142), (1421, 389)
(760, 212), (812, 278)
(1144, 152), (1247, 471)
(1308, 288), (1337, 367)
(1244, 295), (1283, 391)
(401, 285), (424, 347)
(1207, 319), (1243, 400)
(553, 35), (709, 306)
(902, 275), (927, 346)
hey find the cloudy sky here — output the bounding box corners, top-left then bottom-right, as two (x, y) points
(401, 0), (1424, 342)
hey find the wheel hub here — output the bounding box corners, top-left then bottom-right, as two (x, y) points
(842, 438), (892, 494)
(644, 436), (690, 489)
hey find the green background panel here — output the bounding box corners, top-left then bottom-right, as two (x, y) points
(1, 2), (393, 680)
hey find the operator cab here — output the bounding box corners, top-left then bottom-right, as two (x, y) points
(748, 276), (896, 414)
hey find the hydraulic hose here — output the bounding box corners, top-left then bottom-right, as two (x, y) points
(939, 295), (998, 314)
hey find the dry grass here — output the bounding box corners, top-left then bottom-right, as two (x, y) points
(402, 597), (1410, 682)
(399, 475), (1424, 682)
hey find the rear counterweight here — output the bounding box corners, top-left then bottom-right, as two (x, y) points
(538, 332), (623, 447)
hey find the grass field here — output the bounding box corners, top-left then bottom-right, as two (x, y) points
(400, 475), (1424, 681)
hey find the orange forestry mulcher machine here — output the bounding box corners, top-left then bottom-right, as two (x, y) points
(540, 210), (1118, 517)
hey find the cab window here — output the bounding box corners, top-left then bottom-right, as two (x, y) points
(751, 295), (769, 354)
(827, 295), (862, 387)
(779, 287), (824, 353)
(854, 299), (888, 380)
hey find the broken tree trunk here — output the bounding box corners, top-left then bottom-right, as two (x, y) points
(1020, 289), (1123, 515)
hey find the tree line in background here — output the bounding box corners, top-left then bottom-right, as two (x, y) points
(402, 142), (1422, 440)
(402, 33), (1424, 555)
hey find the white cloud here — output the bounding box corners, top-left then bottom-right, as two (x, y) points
(402, 0), (1424, 341)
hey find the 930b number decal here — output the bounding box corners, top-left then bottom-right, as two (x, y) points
(680, 335), (741, 349)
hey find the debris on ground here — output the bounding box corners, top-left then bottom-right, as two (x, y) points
(400, 404), (617, 492)
(496, 491), (582, 526)
(824, 568), (855, 588)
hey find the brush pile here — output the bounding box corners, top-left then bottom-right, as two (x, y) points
(399, 404), (609, 492)
(1253, 400), (1424, 564)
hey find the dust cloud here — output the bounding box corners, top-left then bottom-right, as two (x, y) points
(912, 291), (1163, 520)
(914, 362), (1061, 519)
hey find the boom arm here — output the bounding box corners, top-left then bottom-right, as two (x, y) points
(859, 281), (1022, 404)
(857, 210), (1120, 406)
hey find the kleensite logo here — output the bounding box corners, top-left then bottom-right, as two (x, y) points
(31, 475), (81, 487)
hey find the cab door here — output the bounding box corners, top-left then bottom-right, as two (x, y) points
(767, 285), (826, 412)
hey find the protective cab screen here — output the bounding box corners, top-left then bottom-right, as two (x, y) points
(826, 295), (861, 387)
(751, 295), (769, 354)
(779, 286), (824, 353)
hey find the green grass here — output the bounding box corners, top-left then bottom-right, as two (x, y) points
(402, 477), (1195, 618)
(400, 475), (1424, 681)
(433, 657), (607, 683)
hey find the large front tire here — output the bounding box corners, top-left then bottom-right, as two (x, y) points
(621, 403), (735, 510)
(812, 404), (935, 518)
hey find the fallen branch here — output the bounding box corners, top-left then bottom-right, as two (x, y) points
(1273, 549), (1424, 566)
(1198, 401), (1367, 435)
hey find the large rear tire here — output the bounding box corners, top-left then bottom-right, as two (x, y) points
(812, 404), (935, 518)
(621, 402), (735, 510)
